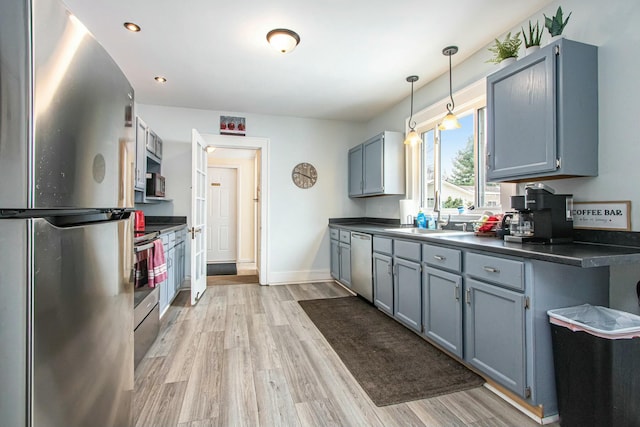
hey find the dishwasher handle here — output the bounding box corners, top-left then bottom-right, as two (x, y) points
(351, 233), (371, 241)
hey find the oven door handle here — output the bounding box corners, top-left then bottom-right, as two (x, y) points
(135, 240), (157, 253)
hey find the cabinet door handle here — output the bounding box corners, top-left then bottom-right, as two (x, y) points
(433, 255), (446, 261)
(483, 266), (500, 273)
(465, 288), (471, 305)
(387, 263), (392, 276)
(454, 285), (460, 301)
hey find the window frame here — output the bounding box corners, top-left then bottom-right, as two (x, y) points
(406, 79), (501, 214)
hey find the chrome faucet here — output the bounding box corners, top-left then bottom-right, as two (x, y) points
(433, 191), (450, 228)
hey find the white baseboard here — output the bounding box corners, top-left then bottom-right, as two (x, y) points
(484, 383), (560, 425)
(267, 269), (332, 285)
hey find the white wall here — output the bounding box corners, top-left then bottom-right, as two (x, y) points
(135, 103), (366, 284)
(364, 0), (640, 310)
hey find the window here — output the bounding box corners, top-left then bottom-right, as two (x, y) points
(411, 80), (508, 216)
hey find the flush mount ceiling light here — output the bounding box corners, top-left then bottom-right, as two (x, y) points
(439, 46), (461, 131)
(404, 75), (422, 145)
(123, 22), (141, 32)
(266, 28), (300, 54)
(154, 76), (167, 83)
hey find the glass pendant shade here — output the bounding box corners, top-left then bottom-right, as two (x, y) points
(439, 112), (461, 130)
(404, 129), (422, 145)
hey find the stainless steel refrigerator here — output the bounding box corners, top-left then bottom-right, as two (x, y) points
(0, 0), (136, 425)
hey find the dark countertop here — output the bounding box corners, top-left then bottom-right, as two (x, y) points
(329, 222), (640, 268)
(135, 216), (187, 239)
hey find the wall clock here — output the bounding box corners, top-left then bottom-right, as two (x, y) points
(292, 162), (318, 189)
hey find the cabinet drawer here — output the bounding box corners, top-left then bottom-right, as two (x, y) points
(465, 252), (524, 291)
(394, 239), (421, 261)
(330, 228), (339, 240)
(423, 244), (461, 273)
(339, 230), (351, 243)
(373, 236), (392, 255)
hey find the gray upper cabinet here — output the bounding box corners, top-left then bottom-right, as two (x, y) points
(348, 131), (404, 197)
(348, 145), (363, 196)
(486, 39), (598, 182)
(135, 117), (147, 191)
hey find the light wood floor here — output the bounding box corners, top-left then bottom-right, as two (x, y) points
(134, 281), (560, 427)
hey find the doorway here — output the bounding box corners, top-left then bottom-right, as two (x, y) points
(201, 134), (269, 285)
(207, 166), (238, 265)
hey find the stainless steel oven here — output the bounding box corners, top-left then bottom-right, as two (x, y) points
(133, 232), (161, 367)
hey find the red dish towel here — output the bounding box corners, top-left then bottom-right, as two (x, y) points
(148, 239), (167, 288)
(134, 249), (149, 288)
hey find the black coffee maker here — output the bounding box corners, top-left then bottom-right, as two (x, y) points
(504, 183), (574, 244)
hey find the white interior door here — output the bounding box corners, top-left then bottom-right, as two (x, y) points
(207, 167), (237, 263)
(190, 129), (207, 305)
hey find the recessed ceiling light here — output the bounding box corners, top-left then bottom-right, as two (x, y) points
(154, 76), (167, 83)
(123, 22), (141, 32)
(266, 28), (300, 54)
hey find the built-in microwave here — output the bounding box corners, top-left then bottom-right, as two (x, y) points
(146, 173), (165, 197)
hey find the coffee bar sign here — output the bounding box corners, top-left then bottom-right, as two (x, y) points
(571, 201), (631, 230)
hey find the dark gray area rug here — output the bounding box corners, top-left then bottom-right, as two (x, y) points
(207, 263), (237, 276)
(299, 296), (484, 406)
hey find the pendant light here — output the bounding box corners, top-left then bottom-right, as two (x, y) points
(266, 29), (300, 54)
(404, 75), (422, 145)
(439, 46), (461, 131)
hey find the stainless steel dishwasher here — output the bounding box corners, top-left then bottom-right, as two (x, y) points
(350, 232), (373, 302)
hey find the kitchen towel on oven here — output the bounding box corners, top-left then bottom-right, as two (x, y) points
(135, 248), (149, 288)
(148, 239), (167, 288)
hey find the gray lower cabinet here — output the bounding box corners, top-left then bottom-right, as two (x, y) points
(464, 277), (526, 396)
(329, 228), (351, 288)
(330, 238), (340, 279)
(486, 38), (598, 182)
(159, 233), (171, 314)
(373, 252), (393, 315)
(423, 267), (463, 358)
(158, 229), (187, 316)
(422, 244), (463, 358)
(393, 240), (422, 332)
(175, 228), (186, 293)
(393, 257), (422, 332)
(339, 241), (351, 287)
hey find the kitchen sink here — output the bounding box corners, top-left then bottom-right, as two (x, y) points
(383, 227), (468, 235)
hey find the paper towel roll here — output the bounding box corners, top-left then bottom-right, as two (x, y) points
(399, 199), (417, 225)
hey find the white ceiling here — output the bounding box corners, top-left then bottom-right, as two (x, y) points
(62, 0), (553, 122)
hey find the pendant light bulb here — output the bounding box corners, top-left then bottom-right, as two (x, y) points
(404, 75), (421, 145)
(439, 46), (460, 131)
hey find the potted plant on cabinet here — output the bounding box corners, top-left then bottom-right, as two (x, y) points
(487, 31), (522, 67)
(522, 20), (542, 54)
(544, 6), (572, 43)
